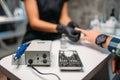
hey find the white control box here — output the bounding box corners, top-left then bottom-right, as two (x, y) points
(25, 40), (52, 66)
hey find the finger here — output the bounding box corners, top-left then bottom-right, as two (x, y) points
(115, 70), (119, 74)
(112, 59), (116, 73)
(75, 28), (87, 34)
(75, 28), (87, 37)
(80, 37), (85, 41)
(118, 70), (120, 74)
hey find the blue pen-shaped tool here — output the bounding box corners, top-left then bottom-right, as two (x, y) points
(14, 42), (30, 61)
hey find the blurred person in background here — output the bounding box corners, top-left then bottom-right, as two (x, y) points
(22, 0), (81, 43)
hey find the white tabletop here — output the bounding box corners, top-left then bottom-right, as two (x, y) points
(0, 40), (111, 80)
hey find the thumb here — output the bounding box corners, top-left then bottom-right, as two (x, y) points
(112, 59), (116, 73)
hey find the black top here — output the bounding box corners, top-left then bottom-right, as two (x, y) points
(22, 0), (69, 42)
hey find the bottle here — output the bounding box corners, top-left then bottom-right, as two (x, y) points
(115, 21), (120, 36)
(60, 34), (67, 49)
(90, 15), (100, 30)
(14, 7), (24, 17)
(100, 16), (106, 33)
(104, 8), (117, 35)
(105, 16), (117, 35)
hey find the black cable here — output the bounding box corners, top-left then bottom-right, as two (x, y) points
(30, 65), (61, 80)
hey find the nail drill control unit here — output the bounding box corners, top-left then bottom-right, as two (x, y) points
(25, 40), (52, 66)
